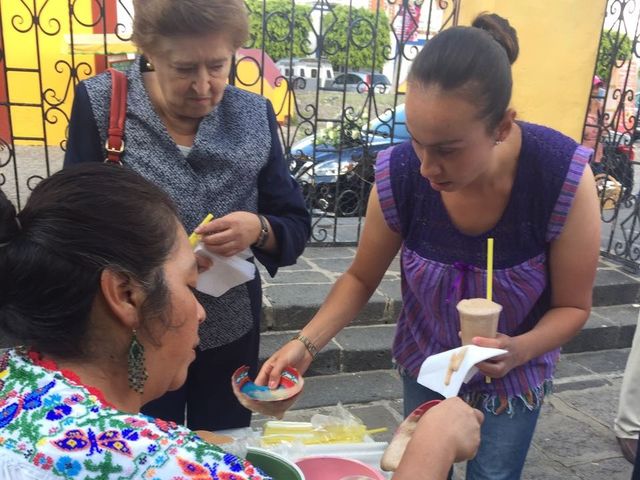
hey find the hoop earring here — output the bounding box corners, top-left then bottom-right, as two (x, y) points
(127, 330), (148, 394)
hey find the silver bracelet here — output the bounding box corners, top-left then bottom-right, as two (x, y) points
(291, 333), (319, 359)
(253, 214), (269, 249)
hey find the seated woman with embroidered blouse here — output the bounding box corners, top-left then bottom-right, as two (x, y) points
(0, 164), (482, 480)
(0, 164), (267, 479)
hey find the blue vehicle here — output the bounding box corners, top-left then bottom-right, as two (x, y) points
(290, 104), (409, 216)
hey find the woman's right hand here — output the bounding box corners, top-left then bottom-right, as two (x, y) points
(415, 397), (483, 463)
(393, 398), (483, 479)
(255, 339), (313, 389)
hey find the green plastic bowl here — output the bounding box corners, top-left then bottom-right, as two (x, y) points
(246, 446), (305, 480)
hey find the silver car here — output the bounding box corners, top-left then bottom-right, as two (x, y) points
(327, 72), (391, 94)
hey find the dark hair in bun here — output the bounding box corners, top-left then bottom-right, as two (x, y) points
(408, 12), (519, 130)
(472, 13), (519, 64)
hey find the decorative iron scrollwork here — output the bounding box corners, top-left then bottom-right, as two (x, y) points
(0, 0), (462, 245)
(586, 0), (640, 271)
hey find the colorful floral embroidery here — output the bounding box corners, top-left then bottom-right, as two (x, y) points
(0, 402), (20, 428)
(218, 473), (251, 480)
(33, 452), (54, 470)
(23, 381), (56, 410)
(43, 394), (62, 409)
(64, 394), (84, 405)
(46, 403), (72, 421)
(178, 457), (214, 478)
(55, 456), (82, 476)
(52, 428), (135, 457)
(0, 349), (270, 479)
(141, 428), (160, 440)
(154, 417), (179, 432)
(125, 416), (148, 428)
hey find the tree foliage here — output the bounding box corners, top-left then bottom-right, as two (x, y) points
(245, 0), (312, 61)
(596, 31), (633, 84)
(322, 5), (391, 72)
(245, 1), (392, 72)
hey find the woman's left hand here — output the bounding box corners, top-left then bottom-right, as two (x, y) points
(230, 375), (301, 420)
(196, 211), (261, 257)
(471, 333), (526, 379)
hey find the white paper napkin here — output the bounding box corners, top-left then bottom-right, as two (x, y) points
(193, 244), (256, 297)
(417, 345), (508, 398)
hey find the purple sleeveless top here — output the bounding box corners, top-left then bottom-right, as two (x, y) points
(375, 122), (591, 412)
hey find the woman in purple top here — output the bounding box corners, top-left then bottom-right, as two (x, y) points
(258, 13), (600, 479)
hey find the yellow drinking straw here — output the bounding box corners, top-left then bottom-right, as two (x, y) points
(486, 238), (494, 384)
(486, 238), (494, 301)
(189, 213), (214, 248)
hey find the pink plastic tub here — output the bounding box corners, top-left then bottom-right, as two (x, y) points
(295, 456), (386, 480)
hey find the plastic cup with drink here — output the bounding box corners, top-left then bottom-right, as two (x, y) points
(457, 298), (502, 345)
(456, 238), (501, 383)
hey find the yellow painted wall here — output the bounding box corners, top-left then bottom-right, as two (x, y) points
(235, 58), (293, 124)
(1, 2), (290, 147)
(2, 0), (95, 146)
(457, 0), (606, 141)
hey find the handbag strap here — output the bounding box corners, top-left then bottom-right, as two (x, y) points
(105, 68), (128, 164)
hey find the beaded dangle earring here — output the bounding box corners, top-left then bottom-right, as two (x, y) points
(128, 330), (148, 394)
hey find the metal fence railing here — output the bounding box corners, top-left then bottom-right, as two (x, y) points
(583, 0), (640, 272)
(0, 0), (460, 245)
(9, 0), (636, 258)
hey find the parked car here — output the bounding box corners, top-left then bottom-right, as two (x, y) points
(290, 104), (407, 216)
(276, 58), (334, 89)
(326, 72), (391, 94)
(276, 58), (335, 89)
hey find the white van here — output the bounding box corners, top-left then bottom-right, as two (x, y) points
(276, 58), (335, 89)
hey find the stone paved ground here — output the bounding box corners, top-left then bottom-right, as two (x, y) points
(251, 348), (635, 480)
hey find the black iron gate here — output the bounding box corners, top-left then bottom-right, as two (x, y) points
(3, 1), (638, 255)
(0, 0), (459, 245)
(583, 0), (640, 272)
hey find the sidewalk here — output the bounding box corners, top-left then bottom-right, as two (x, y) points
(252, 348), (634, 480)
